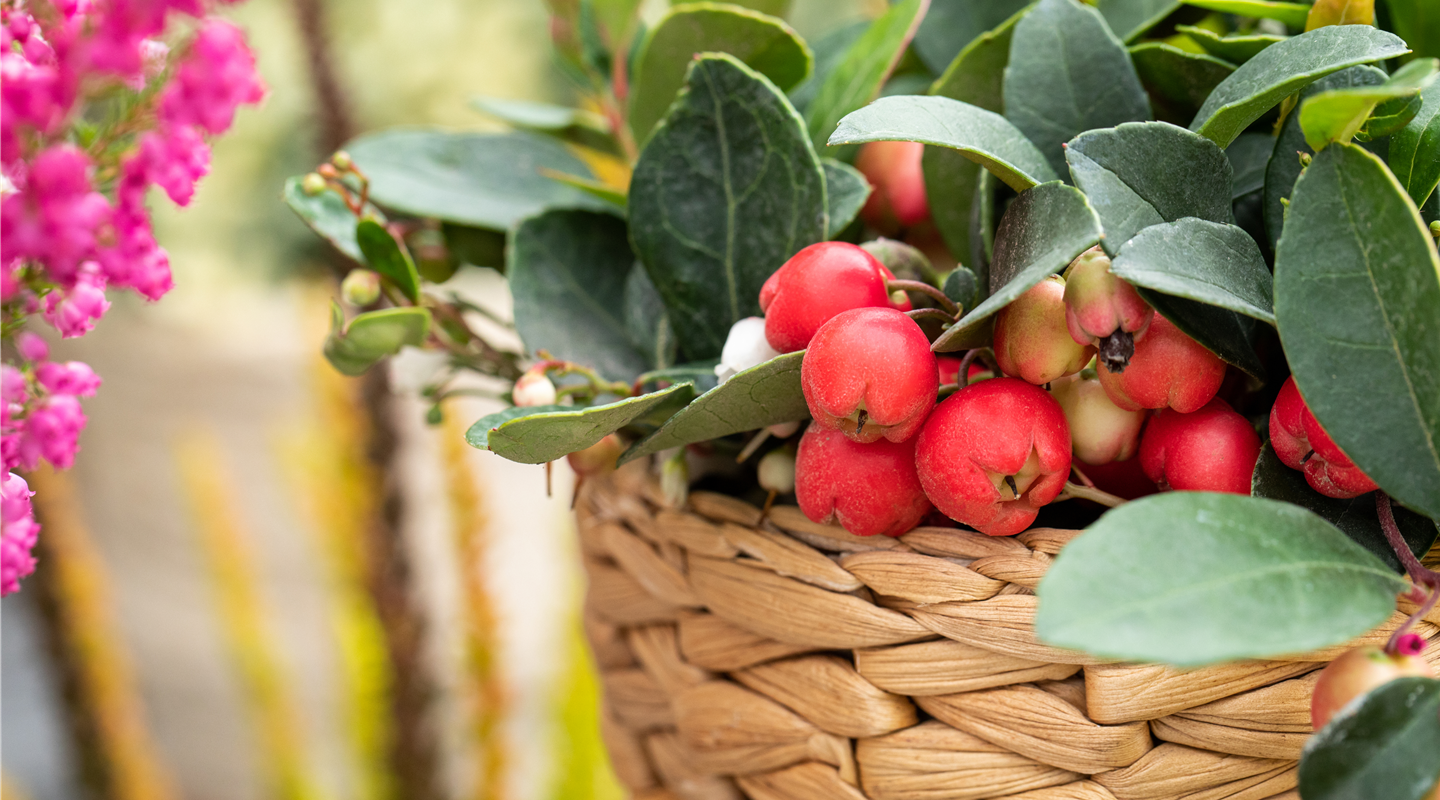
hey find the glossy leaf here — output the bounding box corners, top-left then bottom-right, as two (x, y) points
(469, 95), (617, 153)
(805, 0), (929, 152)
(1251, 445), (1438, 574)
(934, 182), (1102, 351)
(1176, 24), (1284, 63)
(1140, 288), (1266, 377)
(1274, 142), (1440, 520)
(1299, 678), (1440, 800)
(787, 20), (867, 112)
(508, 209), (649, 381)
(821, 158), (870, 238)
(467, 382), (696, 464)
(1035, 492), (1407, 667)
(346, 130), (611, 230)
(324, 303), (432, 377)
(625, 265), (678, 372)
(913, 0), (1031, 74)
(1227, 132), (1273, 198)
(628, 3), (812, 146)
(943, 266), (981, 311)
(1004, 0), (1152, 177)
(618, 351), (807, 465)
(630, 54), (827, 360)
(1111, 218), (1275, 323)
(831, 95), (1059, 191)
(1390, 77), (1440, 207)
(1181, 0), (1312, 27)
(1383, 0), (1440, 59)
(355, 219), (421, 302)
(1065, 121), (1233, 256)
(1094, 0), (1181, 43)
(1299, 58), (1440, 150)
(1306, 0), (1375, 30)
(1129, 43), (1237, 123)
(282, 176), (373, 261)
(1190, 26), (1411, 148)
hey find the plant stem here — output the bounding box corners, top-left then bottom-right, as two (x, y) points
(1377, 492), (1440, 654)
(888, 279), (959, 316)
(906, 307), (954, 325)
(1057, 480), (1126, 508)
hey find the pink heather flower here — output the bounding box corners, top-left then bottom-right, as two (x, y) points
(21, 393), (86, 470)
(42, 266), (110, 337)
(137, 125), (210, 206)
(161, 19), (266, 135)
(15, 331), (50, 363)
(1, 471), (40, 596)
(0, 262), (20, 303)
(86, 0), (204, 78)
(0, 146), (112, 285)
(36, 361), (101, 397)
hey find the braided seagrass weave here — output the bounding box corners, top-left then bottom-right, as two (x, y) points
(577, 462), (1440, 800)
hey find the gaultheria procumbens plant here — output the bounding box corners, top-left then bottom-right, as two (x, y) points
(286, 0), (1440, 793)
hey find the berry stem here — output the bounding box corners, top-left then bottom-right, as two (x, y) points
(1376, 492), (1440, 654)
(888, 280), (959, 316)
(905, 307), (955, 325)
(735, 429), (771, 464)
(1057, 480), (1126, 508)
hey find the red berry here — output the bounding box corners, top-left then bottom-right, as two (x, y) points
(855, 140), (931, 234)
(760, 242), (910, 353)
(795, 424), (931, 537)
(1063, 246), (1153, 371)
(1311, 645), (1435, 730)
(915, 378), (1072, 537)
(994, 276), (1095, 385)
(567, 433), (623, 476)
(1269, 376), (1378, 499)
(1097, 314), (1225, 413)
(1139, 398), (1260, 494)
(1050, 371), (1147, 465)
(801, 307), (938, 444)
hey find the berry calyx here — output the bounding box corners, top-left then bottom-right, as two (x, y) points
(1050, 370), (1147, 465)
(994, 276), (1095, 386)
(1097, 314), (1225, 413)
(915, 378), (1072, 536)
(1310, 645), (1436, 730)
(795, 424), (931, 537)
(855, 140), (931, 234)
(1063, 246), (1154, 372)
(1269, 376), (1378, 499)
(759, 242), (911, 353)
(801, 307), (938, 444)
(1139, 398), (1260, 494)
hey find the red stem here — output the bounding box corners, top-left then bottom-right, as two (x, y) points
(1377, 492), (1440, 654)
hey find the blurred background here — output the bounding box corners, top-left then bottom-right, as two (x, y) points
(1, 1), (878, 798)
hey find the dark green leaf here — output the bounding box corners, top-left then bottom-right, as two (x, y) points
(1004, 0), (1152, 177)
(934, 182), (1103, 350)
(912, 0), (1031, 74)
(283, 176), (374, 261)
(630, 54), (827, 360)
(1094, 0), (1182, 43)
(625, 265), (678, 371)
(1111, 217), (1275, 323)
(345, 130), (611, 230)
(1065, 121), (1234, 256)
(830, 95), (1059, 191)
(618, 351), (807, 465)
(1300, 58), (1439, 150)
(1035, 492), (1407, 667)
(1227, 132), (1274, 198)
(467, 382), (696, 464)
(1129, 43), (1237, 124)
(628, 3), (812, 146)
(1264, 66), (1388, 251)
(821, 158), (871, 238)
(1361, 93), (1423, 140)
(471, 96), (609, 131)
(1181, 0), (1312, 27)
(1252, 445), (1438, 574)
(1274, 142), (1440, 520)
(1299, 678), (1440, 800)
(324, 303), (432, 377)
(943, 265), (981, 311)
(1190, 26), (1411, 148)
(1390, 77), (1440, 207)
(1383, 0), (1440, 59)
(442, 223), (506, 271)
(787, 21), (867, 112)
(861, 238), (938, 284)
(1139, 288), (1266, 377)
(355, 219), (421, 302)
(1176, 24), (1285, 64)
(541, 170), (628, 208)
(635, 361), (720, 394)
(509, 209), (648, 382)
(805, 0), (929, 152)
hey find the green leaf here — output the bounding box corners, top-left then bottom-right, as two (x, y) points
(542, 170), (628, 209)
(345, 130), (611, 230)
(508, 209), (649, 382)
(943, 265), (981, 311)
(635, 361), (719, 394)
(787, 20), (867, 112)
(1094, 0), (1183, 43)
(324, 304), (431, 377)
(1128, 43), (1237, 124)
(442, 223), (506, 271)
(618, 351), (807, 465)
(1361, 93), (1423, 140)
(1065, 121), (1234, 256)
(1180, 0), (1312, 27)
(282, 176), (375, 262)
(1111, 218), (1275, 323)
(1227, 132), (1274, 198)
(1035, 493), (1407, 667)
(630, 54), (827, 360)
(1299, 678), (1440, 800)
(1190, 26), (1411, 148)
(1264, 66), (1388, 250)
(1176, 24), (1285, 64)
(1300, 58), (1440, 150)
(912, 0), (1031, 74)
(1140, 288), (1266, 377)
(1274, 142), (1440, 520)
(821, 158), (870, 238)
(933, 182), (1103, 351)
(804, 0), (929, 153)
(469, 95), (618, 154)
(1004, 0), (1152, 177)
(355, 219), (422, 302)
(1383, 0), (1440, 59)
(924, 5), (1026, 271)
(467, 383), (696, 464)
(830, 95), (1059, 191)
(627, 3), (812, 146)
(625, 265), (678, 371)
(1252, 445), (1438, 574)
(1390, 77), (1440, 207)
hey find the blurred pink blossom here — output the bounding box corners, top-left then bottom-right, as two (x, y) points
(42, 266), (110, 337)
(1, 472), (40, 596)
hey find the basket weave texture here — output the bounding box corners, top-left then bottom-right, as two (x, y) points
(577, 463), (1440, 800)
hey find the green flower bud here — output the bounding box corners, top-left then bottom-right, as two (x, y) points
(341, 269), (382, 307)
(301, 172), (327, 195)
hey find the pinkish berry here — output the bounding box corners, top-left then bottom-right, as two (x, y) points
(1063, 247), (1153, 372)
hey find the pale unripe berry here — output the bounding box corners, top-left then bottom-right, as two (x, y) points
(301, 172), (327, 195)
(767, 420), (801, 439)
(993, 276), (1094, 385)
(568, 434), (623, 476)
(660, 449), (689, 508)
(341, 269), (381, 307)
(855, 140), (931, 234)
(757, 449), (796, 495)
(1063, 246), (1153, 372)
(1049, 371), (1146, 465)
(715, 317), (780, 383)
(513, 371), (557, 407)
(330, 150), (354, 170)
(1311, 645), (1436, 730)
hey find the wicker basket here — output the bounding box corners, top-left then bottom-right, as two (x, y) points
(577, 461), (1440, 800)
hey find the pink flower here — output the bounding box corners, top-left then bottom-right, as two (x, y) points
(161, 19), (266, 135)
(136, 124), (210, 206)
(1, 471), (40, 596)
(36, 361), (101, 397)
(42, 265), (110, 337)
(86, 0), (203, 78)
(21, 393), (86, 470)
(0, 145), (112, 285)
(0, 262), (20, 303)
(14, 331), (50, 362)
